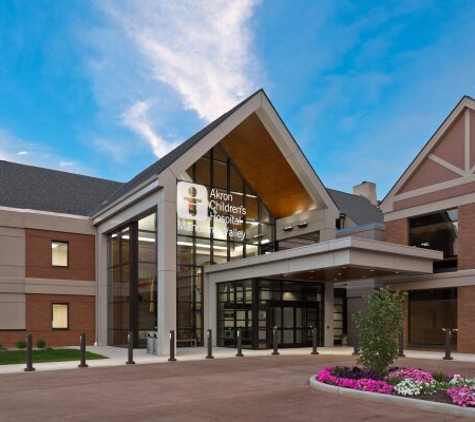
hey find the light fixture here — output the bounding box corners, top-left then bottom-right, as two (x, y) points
(253, 234), (263, 239)
(283, 226), (293, 232)
(297, 222), (308, 228)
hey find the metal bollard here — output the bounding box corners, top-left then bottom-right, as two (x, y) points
(126, 331), (135, 365)
(78, 333), (88, 368)
(398, 330), (406, 357)
(236, 328), (244, 357)
(206, 329), (214, 359)
(168, 330), (176, 362)
(24, 334), (35, 372)
(442, 328), (457, 361)
(311, 326), (319, 355)
(272, 326), (279, 356)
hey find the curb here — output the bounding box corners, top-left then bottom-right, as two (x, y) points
(309, 376), (475, 418)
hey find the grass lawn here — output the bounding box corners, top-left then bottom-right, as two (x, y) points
(0, 349), (107, 365)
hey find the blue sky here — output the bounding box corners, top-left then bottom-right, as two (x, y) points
(1, 0), (474, 198)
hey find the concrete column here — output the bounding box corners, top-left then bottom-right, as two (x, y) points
(324, 282), (334, 346)
(204, 274), (218, 346)
(95, 232), (108, 345)
(156, 172), (177, 355)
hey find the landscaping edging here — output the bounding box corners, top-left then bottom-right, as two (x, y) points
(309, 375), (475, 418)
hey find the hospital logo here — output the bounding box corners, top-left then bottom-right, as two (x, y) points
(177, 182), (209, 220)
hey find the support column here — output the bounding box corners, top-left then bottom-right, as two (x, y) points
(324, 281), (334, 346)
(157, 172), (177, 355)
(96, 232), (109, 345)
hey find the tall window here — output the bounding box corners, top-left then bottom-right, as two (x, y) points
(52, 304), (69, 329)
(176, 144), (276, 347)
(409, 209), (458, 272)
(52, 241), (68, 267)
(108, 212), (157, 347)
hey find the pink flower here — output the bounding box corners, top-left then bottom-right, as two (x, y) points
(386, 368), (433, 383)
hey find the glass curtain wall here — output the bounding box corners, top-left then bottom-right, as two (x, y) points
(409, 209), (458, 272)
(409, 288), (457, 347)
(177, 144), (276, 346)
(217, 279), (324, 349)
(108, 212), (157, 347)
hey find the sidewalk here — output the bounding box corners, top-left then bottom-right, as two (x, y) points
(1, 345), (474, 374)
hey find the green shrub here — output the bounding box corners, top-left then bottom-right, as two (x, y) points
(354, 288), (405, 374)
(432, 371), (450, 383)
(0, 342), (4, 350)
(16, 340), (27, 349)
(36, 339), (47, 349)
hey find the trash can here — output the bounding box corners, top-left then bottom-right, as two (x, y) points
(147, 331), (156, 354)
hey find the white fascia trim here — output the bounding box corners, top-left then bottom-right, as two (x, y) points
(0, 205), (90, 220)
(384, 191), (475, 221)
(381, 268), (475, 290)
(381, 97), (475, 213)
(92, 177), (161, 225)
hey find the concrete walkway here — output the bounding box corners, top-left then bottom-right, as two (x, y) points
(1, 345), (475, 374)
(1, 355), (474, 422)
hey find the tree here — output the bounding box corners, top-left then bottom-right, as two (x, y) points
(354, 288), (405, 374)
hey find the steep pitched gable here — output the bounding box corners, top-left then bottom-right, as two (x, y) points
(381, 96), (475, 214)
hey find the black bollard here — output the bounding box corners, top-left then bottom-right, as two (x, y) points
(398, 330), (406, 358)
(311, 326), (319, 355)
(236, 328), (244, 357)
(126, 331), (135, 365)
(24, 334), (35, 372)
(443, 328), (457, 361)
(272, 326), (279, 356)
(206, 329), (214, 359)
(168, 330), (176, 362)
(78, 333), (88, 368)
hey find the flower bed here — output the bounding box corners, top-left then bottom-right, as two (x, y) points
(316, 366), (475, 408)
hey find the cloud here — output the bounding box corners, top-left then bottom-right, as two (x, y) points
(121, 101), (179, 157)
(88, 0), (261, 158)
(0, 129), (93, 176)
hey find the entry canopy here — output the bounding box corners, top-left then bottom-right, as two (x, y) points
(205, 237), (443, 283)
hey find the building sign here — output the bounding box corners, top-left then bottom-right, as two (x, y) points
(177, 181), (246, 240)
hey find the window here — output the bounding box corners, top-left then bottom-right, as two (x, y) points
(52, 304), (69, 329)
(52, 241), (69, 267)
(409, 209), (458, 272)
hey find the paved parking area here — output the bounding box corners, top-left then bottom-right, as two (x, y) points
(1, 355), (474, 422)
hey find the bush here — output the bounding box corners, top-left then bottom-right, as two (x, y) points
(36, 339), (47, 349)
(16, 340), (27, 349)
(0, 342), (4, 350)
(354, 288), (404, 374)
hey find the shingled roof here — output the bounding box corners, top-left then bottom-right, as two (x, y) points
(92, 89), (265, 215)
(327, 188), (383, 225)
(0, 160), (123, 216)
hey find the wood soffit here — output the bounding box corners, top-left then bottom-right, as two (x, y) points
(219, 113), (316, 219)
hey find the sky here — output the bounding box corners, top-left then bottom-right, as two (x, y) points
(1, 0), (474, 198)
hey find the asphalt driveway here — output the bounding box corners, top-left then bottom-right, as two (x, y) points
(0, 354), (474, 421)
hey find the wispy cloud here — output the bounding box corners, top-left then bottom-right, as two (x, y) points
(0, 129), (93, 175)
(89, 0), (261, 159)
(121, 101), (179, 158)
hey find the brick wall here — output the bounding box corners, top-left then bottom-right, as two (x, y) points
(0, 294), (95, 347)
(384, 218), (409, 245)
(457, 203), (475, 270)
(26, 229), (95, 280)
(457, 286), (475, 353)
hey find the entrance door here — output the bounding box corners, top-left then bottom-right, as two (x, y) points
(266, 301), (320, 348)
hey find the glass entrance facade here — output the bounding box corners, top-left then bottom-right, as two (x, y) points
(177, 144), (276, 346)
(217, 279), (324, 349)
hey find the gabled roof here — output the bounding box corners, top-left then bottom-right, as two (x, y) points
(380, 95), (475, 214)
(93, 89), (340, 219)
(327, 189), (383, 225)
(92, 90), (265, 214)
(0, 160), (123, 216)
